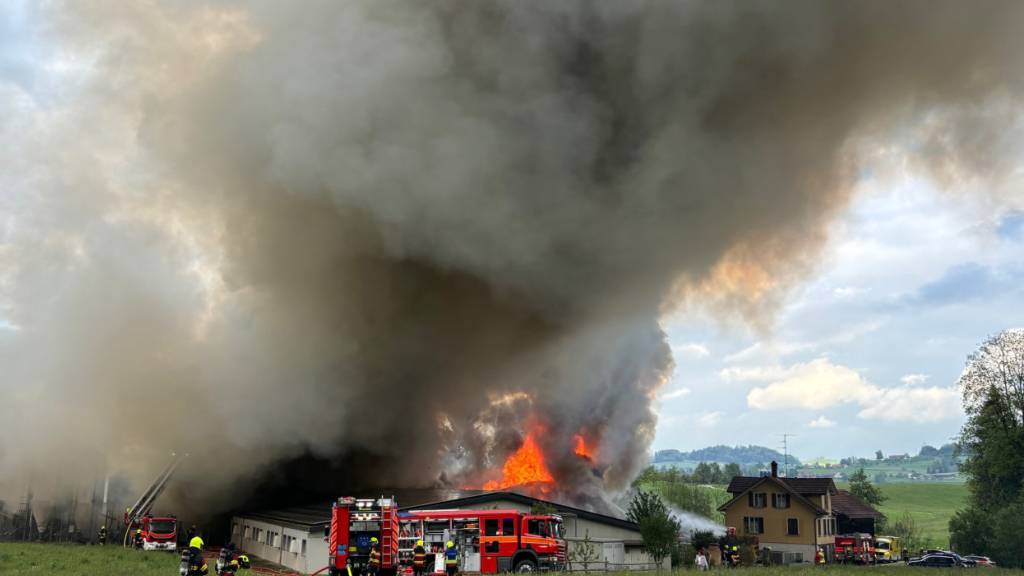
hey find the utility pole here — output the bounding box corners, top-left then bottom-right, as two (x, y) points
(779, 434), (796, 477)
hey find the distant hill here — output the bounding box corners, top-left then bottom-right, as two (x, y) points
(654, 445), (800, 467)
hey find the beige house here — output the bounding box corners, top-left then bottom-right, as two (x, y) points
(717, 462), (838, 564)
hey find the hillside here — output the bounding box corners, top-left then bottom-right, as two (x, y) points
(875, 482), (969, 549)
(654, 445), (799, 467)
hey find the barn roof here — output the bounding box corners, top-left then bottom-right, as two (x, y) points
(831, 490), (884, 519)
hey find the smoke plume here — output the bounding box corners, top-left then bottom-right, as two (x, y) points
(2, 0), (1023, 515)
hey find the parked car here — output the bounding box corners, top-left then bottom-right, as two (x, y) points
(918, 550), (975, 567)
(909, 554), (976, 568)
(963, 556), (997, 567)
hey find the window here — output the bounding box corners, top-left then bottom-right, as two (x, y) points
(484, 519), (499, 536)
(502, 518), (514, 536)
(772, 493), (790, 509)
(232, 523), (240, 536)
(748, 493), (767, 508)
(244, 526), (251, 540)
(787, 518), (799, 536)
(743, 516), (764, 534)
(526, 519), (547, 536)
(301, 539), (307, 555)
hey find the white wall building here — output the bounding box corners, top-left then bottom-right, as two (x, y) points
(230, 490), (668, 574)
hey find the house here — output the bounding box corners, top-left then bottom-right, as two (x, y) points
(718, 462), (884, 565)
(230, 489), (669, 574)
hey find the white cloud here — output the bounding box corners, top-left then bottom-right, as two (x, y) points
(900, 373), (930, 385)
(745, 358), (963, 423)
(696, 411), (723, 428)
(660, 387), (691, 400)
(746, 358), (873, 410)
(856, 386), (961, 423)
(719, 364), (790, 382)
(675, 342), (710, 359)
(808, 415), (836, 428)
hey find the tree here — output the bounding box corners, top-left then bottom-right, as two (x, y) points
(530, 501), (557, 515)
(949, 330), (1024, 568)
(848, 467), (887, 505)
(875, 450), (884, 461)
(723, 463), (742, 480)
(919, 445), (939, 457)
(569, 529), (600, 570)
(628, 491), (680, 568)
(890, 512), (925, 553)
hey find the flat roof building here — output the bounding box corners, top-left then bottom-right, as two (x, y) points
(230, 489), (668, 574)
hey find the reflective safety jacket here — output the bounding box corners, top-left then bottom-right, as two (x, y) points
(445, 547), (459, 566)
(180, 547), (209, 576)
(413, 546), (426, 567)
(369, 546), (381, 567)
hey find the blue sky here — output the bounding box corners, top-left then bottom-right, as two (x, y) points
(655, 176), (1024, 460)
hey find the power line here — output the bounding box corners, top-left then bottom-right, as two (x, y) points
(779, 434), (796, 477)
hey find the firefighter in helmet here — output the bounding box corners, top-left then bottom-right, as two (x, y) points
(815, 547), (826, 565)
(412, 539), (427, 576)
(216, 542), (252, 576)
(444, 540), (459, 576)
(368, 537), (381, 576)
(98, 525), (107, 545)
(180, 536), (209, 576)
(134, 528), (144, 549)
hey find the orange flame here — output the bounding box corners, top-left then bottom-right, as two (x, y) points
(483, 434), (554, 490)
(574, 434), (592, 459)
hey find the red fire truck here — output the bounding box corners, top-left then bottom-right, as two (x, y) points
(835, 533), (875, 564)
(327, 497), (566, 575)
(137, 513), (178, 551)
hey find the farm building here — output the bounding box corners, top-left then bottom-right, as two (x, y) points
(230, 490), (668, 574)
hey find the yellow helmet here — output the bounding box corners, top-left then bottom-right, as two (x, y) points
(370, 537), (379, 544)
(190, 536), (204, 549)
(136, 529), (142, 534)
(417, 540), (424, 547)
(446, 541), (454, 549)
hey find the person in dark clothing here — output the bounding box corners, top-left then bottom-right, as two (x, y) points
(181, 537), (210, 576)
(98, 525), (107, 545)
(413, 540), (427, 576)
(216, 542), (251, 576)
(368, 538), (381, 576)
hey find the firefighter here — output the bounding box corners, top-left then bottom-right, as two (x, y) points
(413, 539), (427, 576)
(368, 537), (381, 576)
(134, 528), (144, 549)
(98, 525), (107, 545)
(444, 540), (458, 576)
(180, 536), (209, 576)
(816, 547), (826, 565)
(216, 542), (252, 576)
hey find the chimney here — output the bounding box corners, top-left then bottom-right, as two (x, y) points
(771, 460), (778, 477)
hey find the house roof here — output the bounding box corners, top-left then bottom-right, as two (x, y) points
(831, 490), (884, 519)
(726, 476), (837, 496)
(236, 489), (638, 532)
(717, 476), (828, 515)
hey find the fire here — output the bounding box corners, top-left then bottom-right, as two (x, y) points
(574, 434), (592, 459)
(483, 434), (554, 490)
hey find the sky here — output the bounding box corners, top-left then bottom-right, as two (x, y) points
(655, 176), (1024, 460)
(4, 1), (1024, 473)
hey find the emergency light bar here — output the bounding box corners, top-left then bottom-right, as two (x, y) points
(353, 512), (380, 521)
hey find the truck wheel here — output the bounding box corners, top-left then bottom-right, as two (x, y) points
(514, 560), (537, 573)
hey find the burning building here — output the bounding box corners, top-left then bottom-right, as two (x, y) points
(1, 0), (1024, 535)
(231, 490), (667, 574)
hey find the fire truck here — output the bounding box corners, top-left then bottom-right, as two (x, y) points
(327, 497), (566, 575)
(123, 453), (185, 551)
(835, 533), (875, 564)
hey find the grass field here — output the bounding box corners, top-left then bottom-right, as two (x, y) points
(0, 543), (1021, 575)
(874, 483), (970, 548)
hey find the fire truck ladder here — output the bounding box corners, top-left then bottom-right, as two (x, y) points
(380, 497), (399, 569)
(122, 452), (187, 546)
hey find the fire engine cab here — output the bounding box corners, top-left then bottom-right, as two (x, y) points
(139, 513), (178, 551)
(328, 497), (566, 575)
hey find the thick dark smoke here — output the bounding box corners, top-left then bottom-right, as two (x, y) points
(1, 0), (1023, 516)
